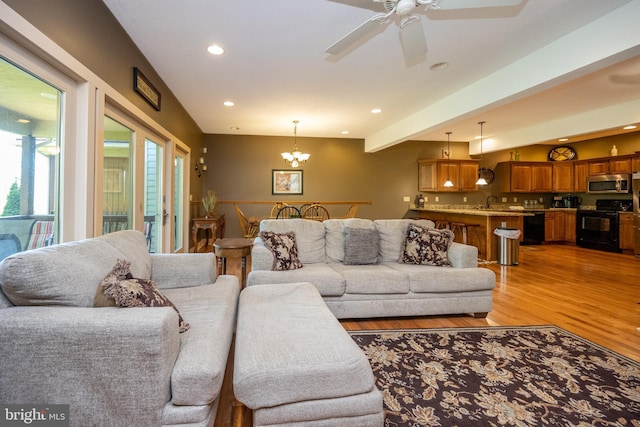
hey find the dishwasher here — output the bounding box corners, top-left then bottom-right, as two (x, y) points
(522, 212), (545, 245)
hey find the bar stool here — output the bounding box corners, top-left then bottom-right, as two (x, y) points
(434, 220), (450, 230)
(450, 222), (481, 245)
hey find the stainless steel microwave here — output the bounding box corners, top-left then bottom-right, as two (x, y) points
(587, 174), (631, 194)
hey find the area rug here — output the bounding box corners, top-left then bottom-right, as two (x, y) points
(349, 326), (640, 426)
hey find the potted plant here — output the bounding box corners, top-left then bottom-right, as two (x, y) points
(202, 190), (217, 218)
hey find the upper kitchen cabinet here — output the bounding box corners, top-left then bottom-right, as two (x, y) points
(573, 161), (588, 192)
(497, 162), (552, 193)
(552, 162), (574, 192)
(588, 155), (634, 175)
(418, 159), (479, 192)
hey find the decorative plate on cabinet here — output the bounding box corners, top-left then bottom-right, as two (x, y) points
(547, 145), (576, 161)
(478, 167), (495, 184)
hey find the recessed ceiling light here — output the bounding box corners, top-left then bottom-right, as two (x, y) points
(223, 101), (234, 107)
(17, 118), (30, 124)
(371, 108), (382, 114)
(623, 125), (636, 130)
(341, 130), (349, 135)
(207, 44), (225, 55)
(429, 62), (449, 71)
(559, 138), (569, 142)
(230, 126), (240, 130)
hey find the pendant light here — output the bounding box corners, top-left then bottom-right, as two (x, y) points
(475, 121), (488, 186)
(443, 131), (454, 188)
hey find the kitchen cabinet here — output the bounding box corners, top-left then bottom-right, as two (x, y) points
(619, 212), (634, 251)
(418, 159), (478, 192)
(498, 162), (552, 193)
(544, 211), (565, 242)
(573, 161), (588, 192)
(588, 155), (633, 175)
(552, 162), (574, 192)
(564, 211), (576, 243)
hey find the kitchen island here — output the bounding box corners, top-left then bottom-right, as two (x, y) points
(406, 207), (531, 262)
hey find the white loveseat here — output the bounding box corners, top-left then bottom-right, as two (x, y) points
(0, 230), (240, 427)
(248, 218), (496, 319)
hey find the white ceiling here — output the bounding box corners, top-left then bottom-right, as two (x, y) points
(102, 0), (640, 154)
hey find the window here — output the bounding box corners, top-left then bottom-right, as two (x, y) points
(0, 57), (61, 260)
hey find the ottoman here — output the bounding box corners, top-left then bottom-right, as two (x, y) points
(234, 282), (383, 427)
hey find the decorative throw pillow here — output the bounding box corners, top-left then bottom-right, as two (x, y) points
(259, 230), (303, 271)
(95, 259), (190, 332)
(343, 227), (379, 265)
(400, 224), (454, 267)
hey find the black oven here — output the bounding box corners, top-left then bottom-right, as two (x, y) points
(576, 199), (631, 253)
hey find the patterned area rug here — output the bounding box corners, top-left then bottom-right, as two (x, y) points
(350, 326), (640, 426)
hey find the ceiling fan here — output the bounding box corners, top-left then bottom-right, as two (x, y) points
(326, 0), (524, 61)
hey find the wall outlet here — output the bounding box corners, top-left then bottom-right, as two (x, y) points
(463, 196), (467, 202)
(189, 194), (193, 202)
(539, 197), (544, 203)
(435, 196), (439, 202)
(513, 197), (518, 202)
(403, 196), (411, 202)
(425, 196), (428, 202)
(501, 197), (507, 203)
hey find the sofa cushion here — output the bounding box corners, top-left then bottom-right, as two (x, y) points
(343, 227), (379, 265)
(98, 260), (190, 332)
(248, 263), (346, 297)
(259, 231), (303, 271)
(329, 264), (409, 294)
(260, 219), (326, 264)
(324, 219), (375, 263)
(0, 238), (125, 307)
(389, 263), (496, 293)
(400, 224), (454, 267)
(374, 219), (435, 262)
(98, 230), (152, 279)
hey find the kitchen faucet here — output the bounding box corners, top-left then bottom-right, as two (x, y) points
(485, 195), (499, 209)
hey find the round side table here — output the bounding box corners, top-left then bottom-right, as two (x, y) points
(213, 238), (253, 288)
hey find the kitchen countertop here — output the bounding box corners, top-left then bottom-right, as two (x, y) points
(409, 205), (581, 216)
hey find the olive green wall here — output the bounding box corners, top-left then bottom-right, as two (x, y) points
(205, 132), (639, 237)
(4, 0), (204, 193)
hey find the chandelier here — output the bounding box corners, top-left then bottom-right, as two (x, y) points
(281, 120), (309, 168)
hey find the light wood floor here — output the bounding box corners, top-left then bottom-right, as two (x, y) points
(214, 244), (640, 427)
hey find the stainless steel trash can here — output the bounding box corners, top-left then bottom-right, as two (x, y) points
(494, 228), (520, 265)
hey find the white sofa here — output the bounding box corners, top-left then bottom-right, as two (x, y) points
(248, 218), (496, 319)
(0, 230), (240, 427)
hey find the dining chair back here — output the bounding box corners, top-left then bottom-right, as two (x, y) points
(234, 204), (260, 238)
(301, 204), (330, 221)
(270, 202), (289, 218)
(276, 206), (302, 219)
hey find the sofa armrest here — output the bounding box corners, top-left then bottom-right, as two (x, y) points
(151, 253), (216, 289)
(0, 306), (180, 425)
(448, 242), (478, 268)
(251, 237), (274, 271)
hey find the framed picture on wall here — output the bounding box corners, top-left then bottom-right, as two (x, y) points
(272, 170), (303, 195)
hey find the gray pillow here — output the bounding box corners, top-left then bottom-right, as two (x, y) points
(343, 227), (379, 265)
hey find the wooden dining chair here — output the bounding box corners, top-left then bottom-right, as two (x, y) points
(269, 202), (289, 218)
(276, 206), (302, 219)
(234, 204), (260, 238)
(301, 204), (330, 221)
(341, 204), (358, 218)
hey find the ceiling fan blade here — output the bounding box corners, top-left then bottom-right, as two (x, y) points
(400, 16), (427, 61)
(431, 0), (524, 10)
(326, 13), (390, 55)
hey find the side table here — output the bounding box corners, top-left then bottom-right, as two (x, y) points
(192, 214), (225, 253)
(213, 238), (253, 288)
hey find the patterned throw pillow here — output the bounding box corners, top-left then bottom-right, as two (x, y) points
(400, 224), (454, 267)
(259, 230), (303, 271)
(343, 227), (379, 265)
(95, 259), (190, 332)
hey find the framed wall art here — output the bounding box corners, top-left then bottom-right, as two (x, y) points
(272, 170), (303, 195)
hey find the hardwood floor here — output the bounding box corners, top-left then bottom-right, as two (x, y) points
(213, 244), (640, 427)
